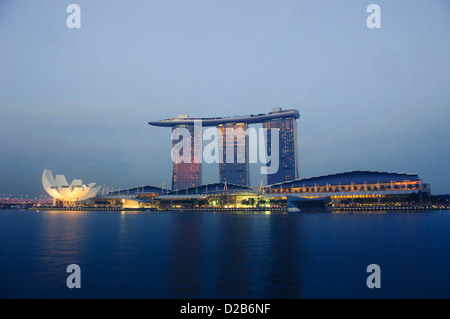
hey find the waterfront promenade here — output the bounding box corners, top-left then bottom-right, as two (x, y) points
(24, 204), (450, 212)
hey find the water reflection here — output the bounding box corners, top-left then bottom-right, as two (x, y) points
(168, 212), (204, 298)
(107, 211), (174, 298)
(3, 209), (448, 298)
(264, 214), (302, 298)
(166, 212), (305, 298)
(35, 211), (90, 297)
(213, 213), (258, 298)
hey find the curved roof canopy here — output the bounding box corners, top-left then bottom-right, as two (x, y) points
(265, 171), (421, 188)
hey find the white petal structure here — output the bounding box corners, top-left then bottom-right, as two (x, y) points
(42, 169), (101, 202)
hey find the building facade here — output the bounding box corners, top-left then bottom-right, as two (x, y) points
(263, 171), (430, 206)
(217, 122), (249, 186)
(263, 109), (299, 184)
(171, 124), (202, 190)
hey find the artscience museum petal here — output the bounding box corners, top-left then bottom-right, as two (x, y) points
(42, 169), (101, 204)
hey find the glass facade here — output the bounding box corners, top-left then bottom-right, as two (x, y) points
(217, 123), (249, 186)
(171, 124), (202, 190)
(263, 116), (299, 185)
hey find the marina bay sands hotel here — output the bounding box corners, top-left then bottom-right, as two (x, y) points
(149, 108), (300, 190)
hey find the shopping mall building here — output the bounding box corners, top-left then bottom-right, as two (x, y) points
(263, 170), (430, 206)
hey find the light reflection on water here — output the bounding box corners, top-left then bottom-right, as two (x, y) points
(0, 209), (449, 298)
(34, 211), (90, 296)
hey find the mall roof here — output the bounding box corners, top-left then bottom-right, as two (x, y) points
(265, 171), (421, 188)
(168, 182), (254, 195)
(263, 189), (421, 198)
(109, 185), (165, 195)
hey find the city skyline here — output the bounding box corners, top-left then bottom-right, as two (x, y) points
(1, 1), (449, 197)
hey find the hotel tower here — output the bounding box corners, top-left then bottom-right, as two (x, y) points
(149, 108), (300, 189)
(217, 122), (249, 186)
(263, 109), (299, 184)
(171, 123), (202, 190)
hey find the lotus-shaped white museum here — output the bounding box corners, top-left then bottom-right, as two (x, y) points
(42, 169), (101, 203)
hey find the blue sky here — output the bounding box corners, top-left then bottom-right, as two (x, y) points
(0, 0), (449, 197)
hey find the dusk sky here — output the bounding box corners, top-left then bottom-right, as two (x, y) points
(1, 0), (449, 197)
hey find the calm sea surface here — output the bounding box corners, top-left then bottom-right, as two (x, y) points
(0, 209), (449, 299)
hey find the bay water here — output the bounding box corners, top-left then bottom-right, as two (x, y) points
(0, 209), (449, 299)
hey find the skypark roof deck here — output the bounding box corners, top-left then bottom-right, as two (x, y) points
(148, 108), (300, 127)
